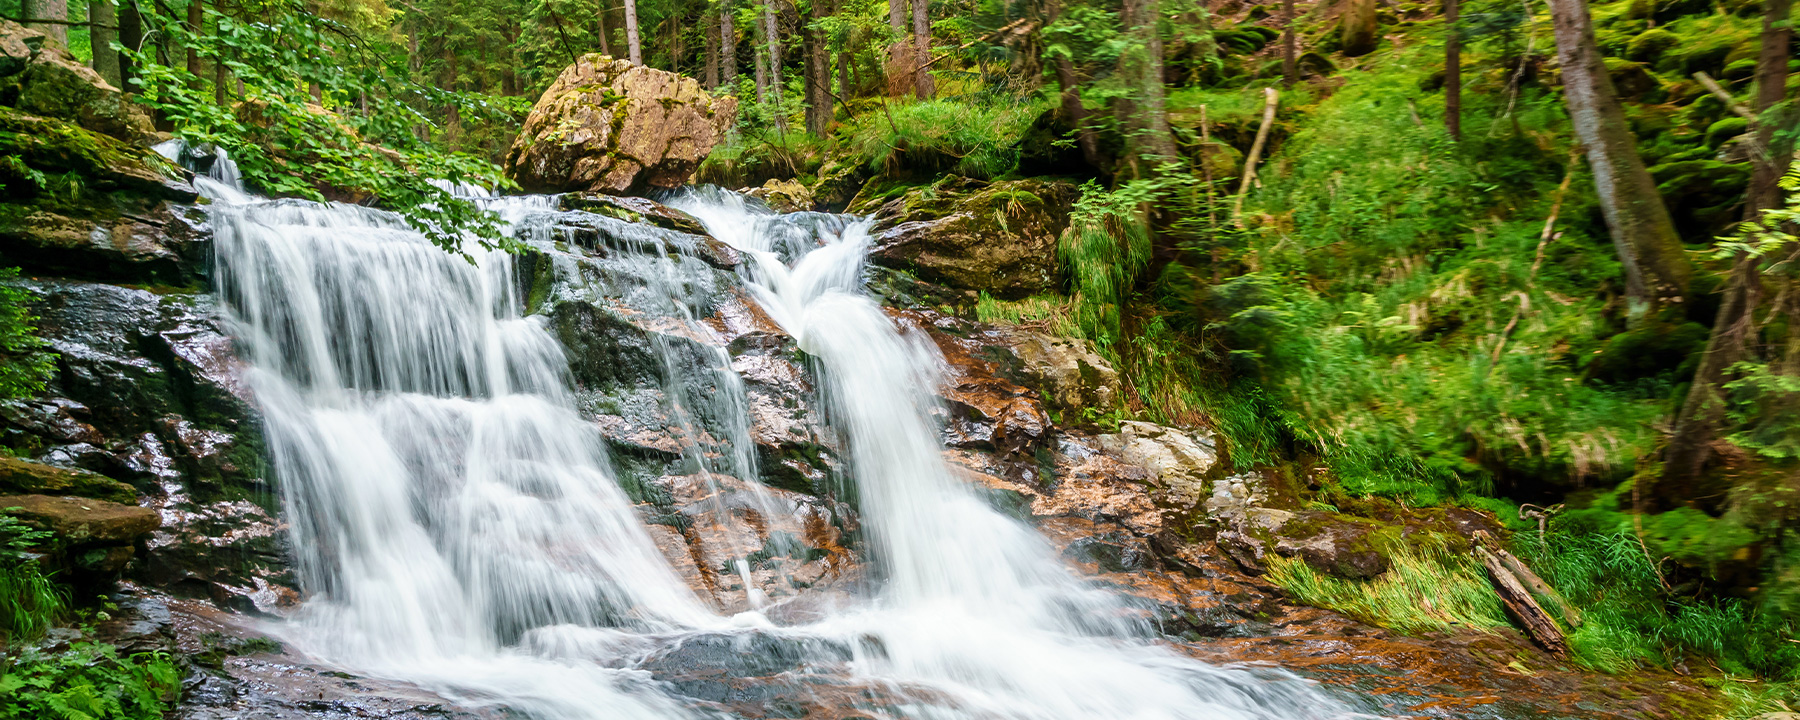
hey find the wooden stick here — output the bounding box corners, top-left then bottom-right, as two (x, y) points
(1493, 547), (1582, 628)
(1475, 544), (1569, 656)
(1233, 87), (1280, 221)
(1693, 71), (1755, 119)
(1528, 147), (1582, 280)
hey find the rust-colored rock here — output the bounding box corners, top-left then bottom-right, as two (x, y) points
(0, 493), (159, 544)
(506, 54), (737, 195)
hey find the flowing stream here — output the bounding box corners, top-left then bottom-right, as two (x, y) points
(191, 159), (1364, 719)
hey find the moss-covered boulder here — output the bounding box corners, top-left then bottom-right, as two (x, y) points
(0, 20), (155, 143)
(506, 54), (737, 195)
(0, 456), (135, 503)
(856, 177), (1079, 299)
(0, 493), (157, 545)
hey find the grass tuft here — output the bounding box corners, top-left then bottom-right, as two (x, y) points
(1265, 540), (1511, 635)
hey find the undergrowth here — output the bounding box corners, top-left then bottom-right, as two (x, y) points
(0, 512), (62, 644)
(1264, 541), (1511, 635)
(0, 642), (181, 720)
(840, 98), (1043, 180)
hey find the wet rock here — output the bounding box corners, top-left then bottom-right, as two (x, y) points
(1096, 421), (1217, 510)
(890, 309), (1053, 471)
(506, 54), (737, 195)
(858, 177), (1079, 299)
(1003, 330), (1122, 415)
(561, 192), (711, 236)
(0, 493), (158, 543)
(744, 178), (814, 213)
(0, 454), (136, 502)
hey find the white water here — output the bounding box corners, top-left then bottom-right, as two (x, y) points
(192, 153), (1363, 720)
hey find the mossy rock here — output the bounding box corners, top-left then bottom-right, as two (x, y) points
(1703, 116), (1750, 149)
(0, 456), (135, 504)
(1626, 28), (1679, 63)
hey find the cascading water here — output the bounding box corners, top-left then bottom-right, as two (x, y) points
(191, 151), (1368, 719)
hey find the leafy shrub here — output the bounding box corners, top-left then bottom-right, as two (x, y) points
(0, 508), (62, 644)
(840, 98), (1041, 179)
(0, 642), (180, 720)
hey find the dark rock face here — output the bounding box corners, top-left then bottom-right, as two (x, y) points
(854, 177), (1080, 299)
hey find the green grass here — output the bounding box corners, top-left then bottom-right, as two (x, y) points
(840, 98), (1043, 180)
(0, 513), (63, 644)
(1264, 540), (1512, 635)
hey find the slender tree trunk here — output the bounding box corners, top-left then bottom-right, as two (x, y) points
(1547, 0), (1690, 317)
(598, 0), (613, 57)
(186, 0), (202, 76)
(910, 0), (933, 99)
(625, 0), (642, 64)
(705, 15), (720, 87)
(765, 0), (783, 127)
(836, 0), (851, 100)
(806, 0), (830, 133)
(1047, 0), (1102, 172)
(119, 0), (141, 85)
(91, 0), (121, 87)
(1118, 0), (1175, 176)
(887, 0), (908, 94)
(721, 0), (737, 88)
(754, 3), (769, 106)
(1445, 0), (1461, 139)
(1657, 0), (1792, 507)
(21, 0), (69, 46)
(1282, 0), (1296, 87)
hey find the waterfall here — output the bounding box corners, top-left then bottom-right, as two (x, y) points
(197, 172), (1363, 720)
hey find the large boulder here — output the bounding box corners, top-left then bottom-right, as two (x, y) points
(854, 177), (1079, 299)
(506, 54), (737, 195)
(0, 20), (156, 143)
(0, 455), (136, 503)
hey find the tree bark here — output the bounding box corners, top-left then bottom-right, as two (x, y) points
(1118, 0), (1175, 176)
(1046, 0), (1103, 173)
(597, 0), (613, 57)
(625, 0), (642, 64)
(705, 15), (720, 87)
(186, 0), (202, 76)
(1342, 0), (1377, 56)
(806, 0), (831, 133)
(754, 1), (769, 105)
(21, 0), (68, 46)
(836, 0), (851, 100)
(91, 0), (121, 87)
(765, 0), (783, 122)
(721, 0), (737, 88)
(910, 0), (934, 99)
(1547, 0), (1690, 317)
(1282, 0), (1296, 87)
(119, 0), (141, 85)
(1445, 0), (1461, 139)
(1657, 0), (1792, 507)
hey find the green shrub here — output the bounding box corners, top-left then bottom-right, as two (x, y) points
(840, 98), (1042, 180)
(0, 513), (62, 644)
(0, 642), (180, 720)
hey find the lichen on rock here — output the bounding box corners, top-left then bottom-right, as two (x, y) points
(506, 54), (737, 195)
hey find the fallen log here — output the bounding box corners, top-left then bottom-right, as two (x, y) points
(1474, 543), (1569, 656)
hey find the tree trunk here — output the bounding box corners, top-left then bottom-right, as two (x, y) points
(1118, 0), (1175, 176)
(1282, 0), (1296, 87)
(836, 0), (851, 100)
(1547, 0), (1690, 317)
(705, 15), (720, 87)
(806, 0), (831, 133)
(625, 0), (642, 64)
(754, 2), (770, 106)
(119, 0), (141, 85)
(1656, 0), (1792, 507)
(1342, 0), (1378, 56)
(187, 0), (202, 76)
(598, 0), (613, 57)
(1445, 0), (1461, 139)
(91, 0), (121, 87)
(21, 0), (68, 46)
(721, 0), (737, 88)
(1046, 0), (1103, 173)
(765, 0), (783, 125)
(910, 0), (933, 99)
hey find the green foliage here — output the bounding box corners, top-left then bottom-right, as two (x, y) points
(1265, 541), (1511, 635)
(0, 270), (54, 402)
(0, 512), (62, 645)
(1516, 526), (1800, 678)
(124, 0), (520, 256)
(840, 98), (1041, 180)
(0, 642), (180, 719)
